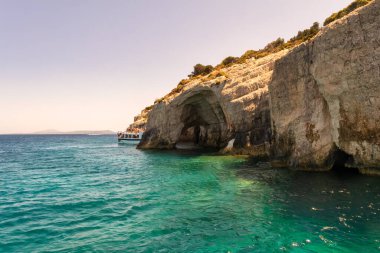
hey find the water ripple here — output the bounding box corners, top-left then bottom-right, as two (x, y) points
(0, 135), (379, 252)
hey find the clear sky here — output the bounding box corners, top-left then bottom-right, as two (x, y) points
(0, 0), (353, 134)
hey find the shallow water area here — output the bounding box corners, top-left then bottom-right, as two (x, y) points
(0, 135), (379, 252)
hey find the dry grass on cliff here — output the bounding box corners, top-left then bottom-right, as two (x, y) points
(324, 0), (373, 26)
(148, 0), (373, 109)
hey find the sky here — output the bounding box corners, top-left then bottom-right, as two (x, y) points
(0, 0), (353, 134)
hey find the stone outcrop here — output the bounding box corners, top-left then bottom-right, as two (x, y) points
(269, 0), (380, 174)
(131, 0), (380, 175)
(138, 50), (288, 155)
(129, 107), (150, 130)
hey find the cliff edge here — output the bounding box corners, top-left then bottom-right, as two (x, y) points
(269, 0), (380, 174)
(131, 0), (380, 175)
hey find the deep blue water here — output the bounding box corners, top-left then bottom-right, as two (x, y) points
(0, 135), (379, 252)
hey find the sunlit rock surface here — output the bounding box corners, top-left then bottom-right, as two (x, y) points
(138, 50), (288, 156)
(269, 0), (380, 174)
(132, 0), (380, 175)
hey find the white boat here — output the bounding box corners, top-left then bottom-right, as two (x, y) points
(117, 131), (143, 144)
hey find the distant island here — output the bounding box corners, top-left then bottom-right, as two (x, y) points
(30, 129), (116, 135)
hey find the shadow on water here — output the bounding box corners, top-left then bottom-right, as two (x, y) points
(233, 151), (366, 185)
(232, 156), (379, 212)
(331, 149), (360, 175)
(118, 143), (220, 157)
(230, 155), (380, 245)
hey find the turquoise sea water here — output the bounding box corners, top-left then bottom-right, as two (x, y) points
(0, 135), (379, 252)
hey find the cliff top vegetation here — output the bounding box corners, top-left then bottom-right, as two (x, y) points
(324, 0), (373, 26)
(150, 0), (373, 106)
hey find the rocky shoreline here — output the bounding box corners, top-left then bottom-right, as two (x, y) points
(131, 0), (380, 175)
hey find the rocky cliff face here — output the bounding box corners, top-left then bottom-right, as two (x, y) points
(270, 0), (380, 174)
(138, 50), (288, 156)
(132, 0), (380, 175)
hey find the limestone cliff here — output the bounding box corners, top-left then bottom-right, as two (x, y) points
(269, 0), (380, 174)
(131, 0), (380, 175)
(138, 50), (288, 155)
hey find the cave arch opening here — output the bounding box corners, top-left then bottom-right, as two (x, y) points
(176, 91), (228, 150)
(331, 149), (359, 174)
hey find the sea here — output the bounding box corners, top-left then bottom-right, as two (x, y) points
(0, 135), (379, 252)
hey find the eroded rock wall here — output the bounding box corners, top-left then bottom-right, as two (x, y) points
(269, 0), (380, 173)
(133, 0), (380, 174)
(138, 50), (288, 156)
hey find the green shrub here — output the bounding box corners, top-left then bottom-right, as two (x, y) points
(235, 37), (286, 63)
(144, 105), (153, 111)
(221, 56), (239, 66)
(289, 22), (320, 43)
(264, 37), (285, 52)
(235, 22), (320, 65)
(189, 64), (214, 77)
(239, 50), (256, 61)
(167, 79), (192, 96)
(154, 97), (164, 104)
(324, 0), (372, 26)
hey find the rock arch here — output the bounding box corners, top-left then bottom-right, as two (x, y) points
(175, 90), (229, 149)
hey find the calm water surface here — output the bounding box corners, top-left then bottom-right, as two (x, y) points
(0, 135), (379, 252)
